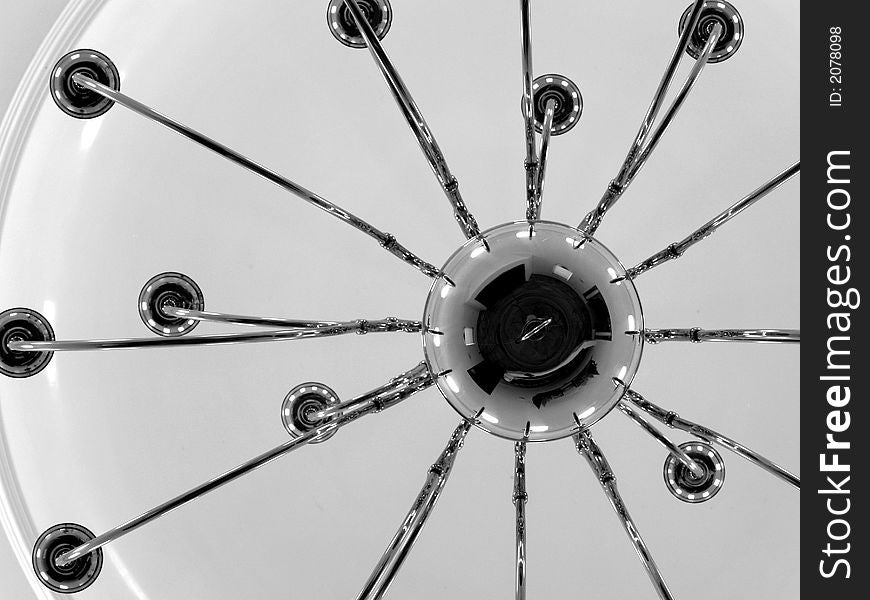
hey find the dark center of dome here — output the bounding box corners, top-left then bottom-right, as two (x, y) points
(472, 267), (612, 402)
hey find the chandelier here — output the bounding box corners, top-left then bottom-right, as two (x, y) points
(0, 1), (799, 597)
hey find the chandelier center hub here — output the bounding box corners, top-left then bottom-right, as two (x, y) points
(422, 222), (644, 442)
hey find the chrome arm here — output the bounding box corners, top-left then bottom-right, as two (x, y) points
(70, 73), (439, 279)
(161, 307), (334, 329)
(8, 318), (421, 352)
(628, 162), (800, 278)
(55, 363), (433, 567)
(344, 0), (480, 240)
(644, 328), (800, 344)
(356, 418), (473, 600)
(162, 306), (421, 333)
(513, 439), (528, 600)
(624, 389), (799, 489)
(574, 430), (674, 600)
(579, 0), (706, 235)
(520, 0), (539, 221)
(313, 362), (432, 420)
(617, 401), (704, 477)
(534, 98), (556, 216)
(623, 23), (722, 185)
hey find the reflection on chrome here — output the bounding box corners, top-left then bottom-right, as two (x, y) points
(644, 327), (800, 344)
(620, 22), (723, 186)
(574, 430), (675, 600)
(356, 418), (473, 600)
(422, 222), (643, 441)
(8, 317), (422, 352)
(579, 0), (708, 236)
(513, 437), (528, 600)
(51, 363), (433, 569)
(1, 0), (799, 595)
(344, 0), (481, 240)
(617, 401), (704, 477)
(624, 389), (799, 488)
(68, 71), (439, 278)
(161, 306), (343, 330)
(628, 162), (800, 278)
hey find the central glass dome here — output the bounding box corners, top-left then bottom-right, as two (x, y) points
(422, 221), (644, 441)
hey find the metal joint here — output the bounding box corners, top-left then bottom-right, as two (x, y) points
(607, 179), (623, 195)
(380, 234), (397, 249)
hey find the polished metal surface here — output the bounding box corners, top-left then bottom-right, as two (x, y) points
(49, 49), (118, 119)
(628, 162), (800, 278)
(163, 307), (421, 334)
(0, 1), (800, 597)
(344, 0), (480, 240)
(617, 400), (704, 477)
(31, 523), (102, 594)
(138, 272), (204, 337)
(69, 72), (439, 279)
(422, 222), (644, 441)
(8, 317), (422, 352)
(534, 98), (556, 215)
(281, 382), (341, 443)
(161, 307), (340, 330)
(513, 438), (528, 600)
(54, 363), (433, 567)
(579, 0), (706, 235)
(313, 362), (431, 420)
(0, 308), (55, 378)
(679, 0), (744, 64)
(643, 327), (800, 344)
(621, 23), (722, 187)
(624, 389), (799, 489)
(356, 417), (472, 600)
(327, 0), (392, 49)
(574, 430), (674, 600)
(530, 75), (582, 135)
(663, 441), (726, 503)
(520, 0), (539, 221)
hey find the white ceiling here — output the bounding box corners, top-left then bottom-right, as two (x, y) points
(0, 1), (799, 598)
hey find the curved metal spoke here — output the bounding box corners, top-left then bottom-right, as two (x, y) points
(574, 430), (674, 600)
(534, 98), (556, 216)
(624, 389), (799, 489)
(579, 0), (706, 235)
(8, 318), (421, 352)
(70, 73), (439, 278)
(623, 23), (722, 185)
(356, 417), (474, 600)
(54, 363), (433, 567)
(513, 437), (529, 600)
(643, 328), (800, 344)
(161, 306), (422, 333)
(344, 0), (480, 240)
(313, 362), (431, 420)
(618, 401), (704, 477)
(520, 0), (539, 220)
(628, 162), (800, 278)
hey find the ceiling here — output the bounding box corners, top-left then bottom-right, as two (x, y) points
(0, 0), (799, 598)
